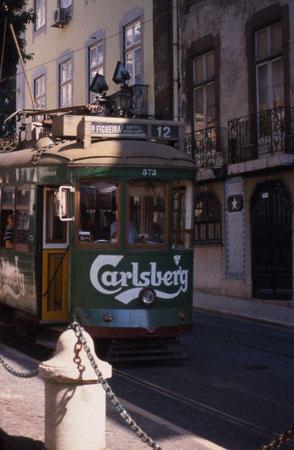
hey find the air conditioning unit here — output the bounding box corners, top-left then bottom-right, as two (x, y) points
(51, 8), (67, 28)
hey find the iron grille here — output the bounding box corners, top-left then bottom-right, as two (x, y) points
(228, 107), (294, 164)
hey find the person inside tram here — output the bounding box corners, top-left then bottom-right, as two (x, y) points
(4, 211), (14, 249)
(148, 221), (163, 243)
(110, 217), (138, 244)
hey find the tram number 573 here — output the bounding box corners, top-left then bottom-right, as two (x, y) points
(142, 168), (157, 176)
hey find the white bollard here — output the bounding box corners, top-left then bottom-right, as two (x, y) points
(38, 329), (112, 450)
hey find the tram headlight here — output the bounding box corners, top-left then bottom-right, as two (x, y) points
(139, 288), (156, 307)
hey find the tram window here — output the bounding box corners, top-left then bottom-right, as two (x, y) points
(173, 180), (193, 248)
(1, 187), (15, 249)
(1, 210), (15, 249)
(15, 187), (30, 249)
(127, 180), (167, 246)
(78, 180), (119, 244)
(2, 188), (14, 206)
(45, 190), (67, 244)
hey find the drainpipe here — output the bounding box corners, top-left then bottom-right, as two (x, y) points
(172, 0), (179, 121)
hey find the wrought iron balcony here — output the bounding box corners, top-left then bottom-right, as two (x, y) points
(185, 127), (227, 170)
(228, 107), (294, 164)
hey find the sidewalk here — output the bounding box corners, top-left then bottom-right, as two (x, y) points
(0, 341), (225, 450)
(193, 289), (294, 329)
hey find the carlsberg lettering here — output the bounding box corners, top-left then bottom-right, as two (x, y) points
(90, 255), (189, 305)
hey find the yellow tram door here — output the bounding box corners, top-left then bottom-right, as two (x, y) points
(41, 187), (69, 322)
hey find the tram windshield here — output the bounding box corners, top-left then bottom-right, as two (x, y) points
(127, 180), (167, 245)
(77, 178), (193, 248)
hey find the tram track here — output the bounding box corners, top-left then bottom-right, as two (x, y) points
(193, 316), (294, 360)
(113, 367), (294, 448)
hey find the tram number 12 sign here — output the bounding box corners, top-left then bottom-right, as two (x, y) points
(151, 125), (178, 140)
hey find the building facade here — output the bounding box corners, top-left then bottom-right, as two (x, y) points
(179, 0), (294, 304)
(17, 0), (294, 306)
(17, 0), (155, 116)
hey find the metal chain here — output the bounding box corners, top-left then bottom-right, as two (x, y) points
(0, 356), (39, 378)
(260, 426), (294, 450)
(71, 321), (163, 450)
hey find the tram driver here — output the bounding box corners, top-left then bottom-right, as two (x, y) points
(110, 217), (138, 244)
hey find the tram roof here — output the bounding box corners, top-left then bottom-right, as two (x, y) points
(0, 138), (195, 170)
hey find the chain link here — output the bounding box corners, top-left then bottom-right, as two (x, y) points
(71, 321), (163, 450)
(0, 356), (39, 378)
(260, 426), (294, 450)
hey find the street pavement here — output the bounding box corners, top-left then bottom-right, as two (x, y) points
(1, 290), (293, 449)
(193, 289), (294, 329)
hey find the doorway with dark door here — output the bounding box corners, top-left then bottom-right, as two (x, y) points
(251, 180), (293, 300)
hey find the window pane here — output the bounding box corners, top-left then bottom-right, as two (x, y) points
(272, 58), (284, 107)
(3, 189), (14, 206)
(61, 0), (72, 7)
(271, 23), (282, 54)
(256, 28), (268, 59)
(134, 48), (142, 78)
(78, 181), (119, 244)
(125, 27), (133, 48)
(194, 56), (203, 83)
(206, 52), (215, 78)
(206, 83), (215, 108)
(16, 188), (30, 207)
(35, 0), (45, 30)
(126, 51), (133, 77)
(134, 22), (141, 43)
(128, 180), (167, 245)
(16, 211), (29, 246)
(61, 84), (71, 107)
(173, 181), (193, 249)
(90, 43), (103, 68)
(46, 190), (67, 243)
(60, 61), (71, 83)
(2, 210), (14, 248)
(194, 87), (204, 130)
(258, 64), (269, 111)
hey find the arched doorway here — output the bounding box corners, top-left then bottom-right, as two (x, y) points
(251, 180), (293, 300)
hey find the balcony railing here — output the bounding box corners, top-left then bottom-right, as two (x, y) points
(185, 127), (227, 170)
(228, 107), (294, 164)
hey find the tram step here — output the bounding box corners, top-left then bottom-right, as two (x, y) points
(106, 338), (187, 362)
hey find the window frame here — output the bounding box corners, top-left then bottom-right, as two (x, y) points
(88, 41), (104, 103)
(35, 0), (46, 31)
(194, 192), (222, 245)
(124, 19), (142, 85)
(193, 50), (216, 131)
(255, 22), (284, 113)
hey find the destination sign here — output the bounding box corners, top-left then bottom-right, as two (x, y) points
(91, 122), (147, 138)
(151, 124), (179, 140)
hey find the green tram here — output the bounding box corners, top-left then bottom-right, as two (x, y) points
(0, 111), (195, 356)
